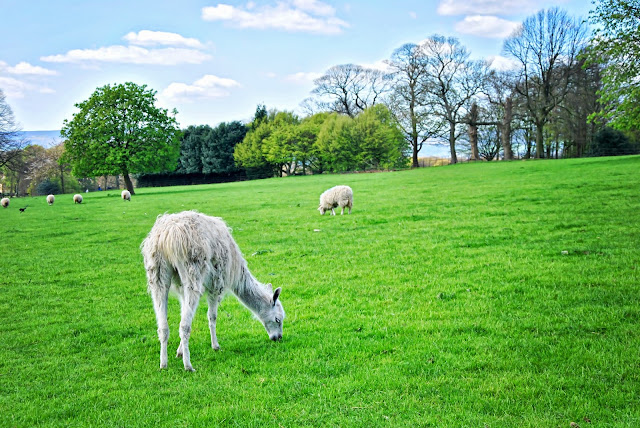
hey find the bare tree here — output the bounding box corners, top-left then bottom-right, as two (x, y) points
(386, 43), (443, 167)
(503, 8), (589, 158)
(311, 64), (392, 118)
(479, 69), (521, 160)
(421, 35), (487, 164)
(0, 89), (28, 169)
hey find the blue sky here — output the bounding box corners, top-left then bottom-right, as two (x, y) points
(1, 0), (592, 132)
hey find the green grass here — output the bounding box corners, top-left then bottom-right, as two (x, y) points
(1, 156), (639, 427)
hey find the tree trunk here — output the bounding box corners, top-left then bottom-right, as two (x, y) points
(468, 103), (479, 161)
(449, 122), (458, 164)
(501, 98), (514, 160)
(411, 101), (419, 168)
(123, 172), (135, 195)
(535, 123), (544, 159)
(59, 165), (65, 194)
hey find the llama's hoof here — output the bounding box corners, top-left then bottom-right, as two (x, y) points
(185, 366), (195, 372)
(213, 344), (220, 351)
(160, 363), (167, 370)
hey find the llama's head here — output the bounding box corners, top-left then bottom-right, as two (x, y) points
(260, 286), (285, 341)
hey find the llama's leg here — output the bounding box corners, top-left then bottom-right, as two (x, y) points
(175, 293), (184, 358)
(178, 288), (201, 371)
(175, 264), (204, 371)
(206, 293), (223, 350)
(147, 263), (171, 369)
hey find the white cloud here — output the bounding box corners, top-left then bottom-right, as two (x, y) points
(123, 30), (205, 49)
(454, 15), (521, 38)
(486, 55), (520, 71)
(39, 30), (211, 66)
(202, 1), (349, 35)
(285, 71), (323, 83)
(0, 76), (54, 98)
(160, 74), (241, 102)
(292, 0), (335, 16)
(0, 76), (31, 98)
(1, 61), (57, 76)
(360, 60), (392, 73)
(41, 45), (211, 65)
(437, 0), (554, 16)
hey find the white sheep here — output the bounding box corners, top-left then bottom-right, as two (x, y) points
(318, 185), (353, 215)
(46, 194), (55, 205)
(121, 190), (131, 201)
(73, 194), (83, 204)
(1, 197), (9, 208)
(141, 210), (285, 371)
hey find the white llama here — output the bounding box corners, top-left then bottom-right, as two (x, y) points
(141, 210), (285, 371)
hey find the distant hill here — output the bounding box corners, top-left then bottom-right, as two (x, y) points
(20, 130), (62, 148)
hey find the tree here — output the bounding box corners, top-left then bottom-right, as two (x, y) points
(176, 125), (209, 174)
(311, 64), (391, 118)
(386, 43), (443, 167)
(202, 121), (247, 174)
(586, 0), (640, 134)
(503, 8), (589, 158)
(589, 126), (639, 156)
(351, 104), (407, 170)
(421, 35), (486, 164)
(262, 111), (301, 176)
(314, 113), (356, 172)
(0, 89), (27, 169)
(60, 82), (181, 194)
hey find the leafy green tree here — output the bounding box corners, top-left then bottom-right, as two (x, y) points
(589, 127), (639, 156)
(298, 113), (329, 173)
(586, 0), (640, 134)
(352, 104), (407, 170)
(60, 82), (181, 194)
(262, 112), (301, 176)
(202, 121), (247, 174)
(234, 119), (274, 175)
(315, 113), (356, 172)
(177, 125), (209, 174)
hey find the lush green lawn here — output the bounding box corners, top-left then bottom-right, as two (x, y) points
(1, 156), (639, 427)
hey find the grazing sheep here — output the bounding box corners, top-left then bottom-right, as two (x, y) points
(318, 185), (353, 215)
(121, 190), (131, 201)
(1, 198), (9, 208)
(73, 194), (83, 204)
(46, 194), (55, 205)
(141, 210), (285, 371)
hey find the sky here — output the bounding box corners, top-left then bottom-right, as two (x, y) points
(1, 0), (593, 134)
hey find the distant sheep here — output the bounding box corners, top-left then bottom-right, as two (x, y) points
(46, 194), (55, 205)
(1, 198), (9, 208)
(141, 210), (285, 371)
(318, 185), (353, 215)
(73, 194), (83, 204)
(121, 190), (131, 201)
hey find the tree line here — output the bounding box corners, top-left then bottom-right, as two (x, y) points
(1, 2), (638, 195)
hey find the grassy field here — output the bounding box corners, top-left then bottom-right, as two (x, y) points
(1, 156), (639, 427)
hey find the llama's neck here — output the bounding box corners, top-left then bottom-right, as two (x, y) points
(233, 267), (272, 315)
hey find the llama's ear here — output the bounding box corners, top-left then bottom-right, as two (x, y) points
(272, 287), (282, 305)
